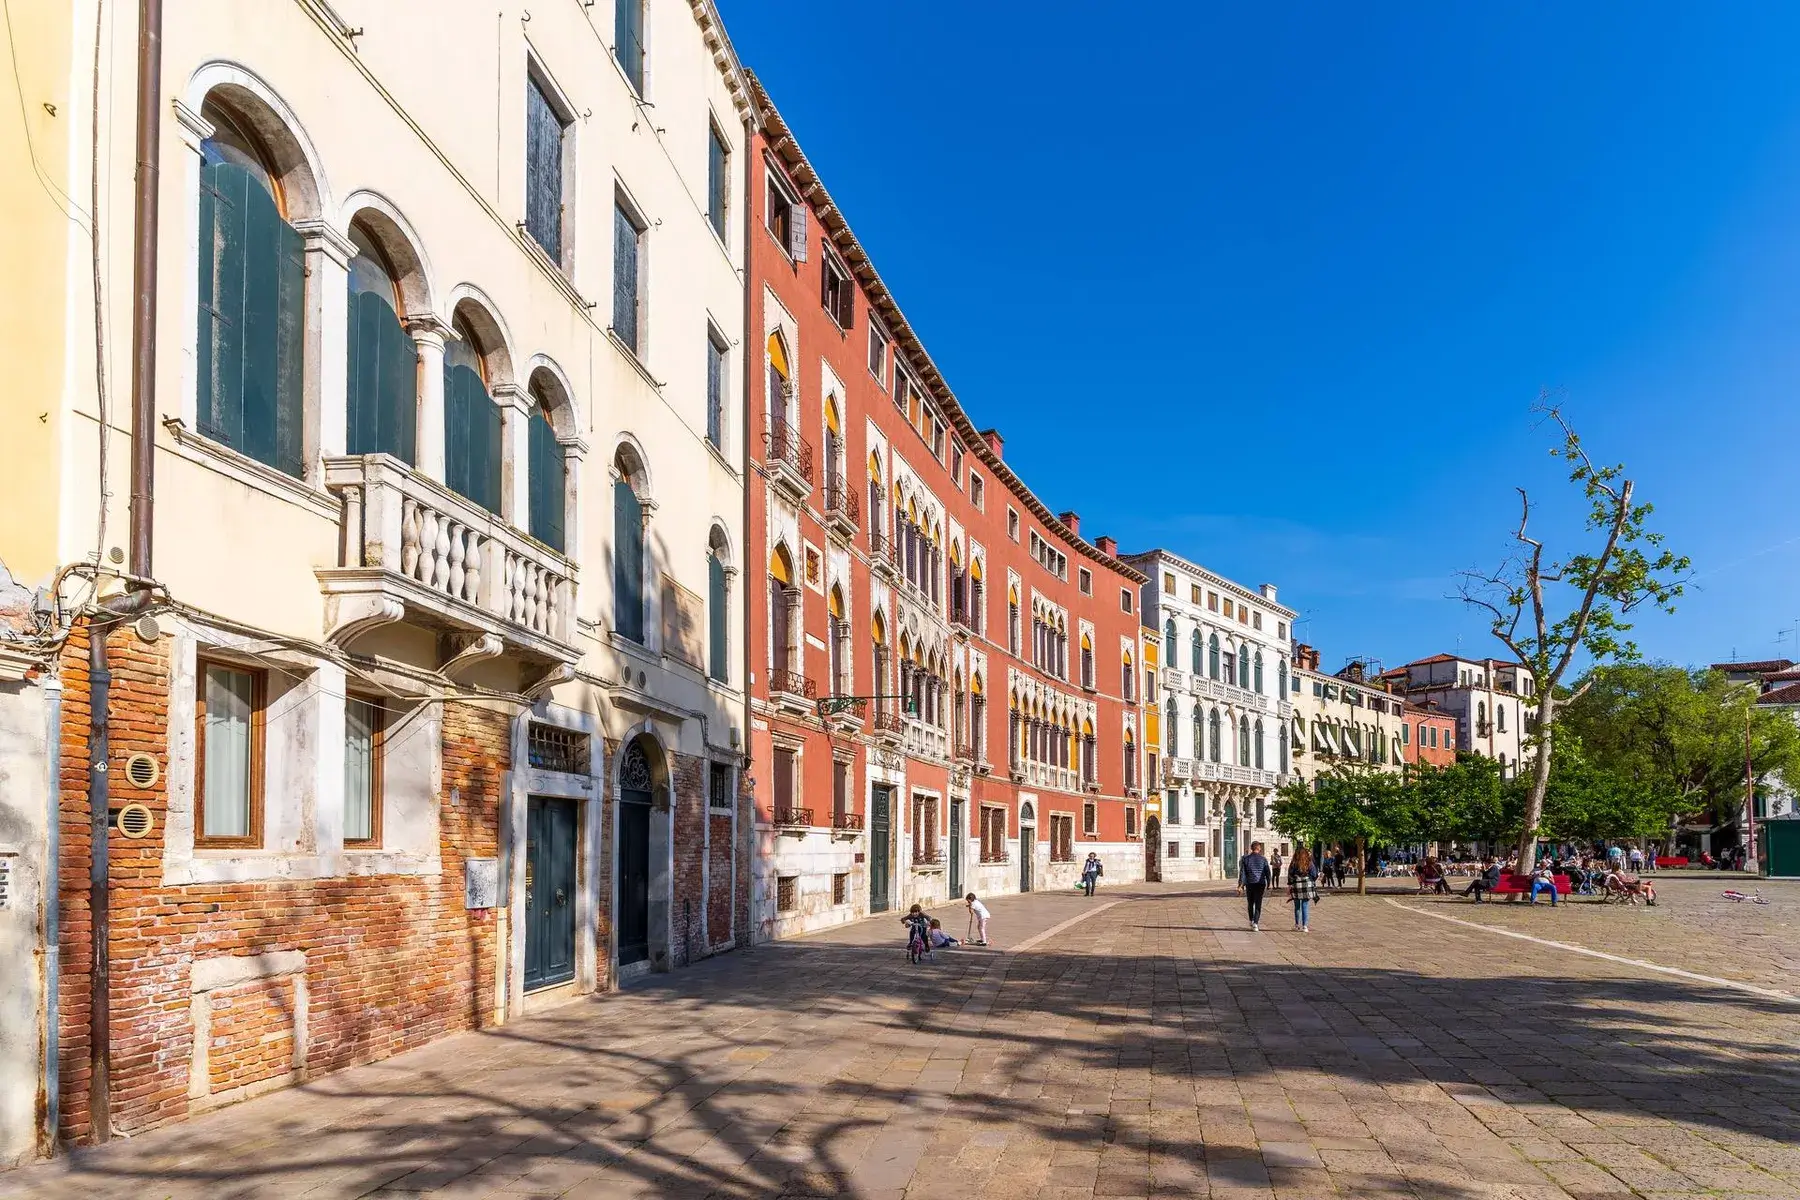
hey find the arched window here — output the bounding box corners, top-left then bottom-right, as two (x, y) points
(707, 529), (730, 682)
(1208, 708), (1221, 762)
(1080, 632), (1094, 689)
(1238, 716), (1251, 766)
(824, 395), (847, 505)
(1278, 659), (1288, 696)
(866, 452), (884, 555)
(1254, 718), (1265, 769)
(613, 448), (647, 642)
(1164, 618), (1177, 659)
(1191, 628), (1203, 674)
(527, 373), (566, 552)
(1122, 651), (1135, 701)
(197, 99), (305, 476)
(1208, 633), (1220, 680)
(769, 546), (797, 675)
(970, 673), (986, 762)
(766, 332), (793, 435)
(1497, 705), (1507, 733)
(828, 587), (850, 696)
(970, 558), (985, 634)
(1278, 721), (1288, 765)
(1193, 706), (1204, 757)
(1124, 735), (1137, 790)
(1253, 650), (1264, 694)
(1165, 699), (1178, 756)
(1238, 647), (1250, 691)
(444, 311), (504, 512)
(345, 219), (417, 464)
(871, 613), (890, 716)
(1008, 585), (1020, 654)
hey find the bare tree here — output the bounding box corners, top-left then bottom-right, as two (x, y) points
(1458, 404), (1687, 869)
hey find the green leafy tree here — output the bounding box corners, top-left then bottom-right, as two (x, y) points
(1560, 662), (1800, 852)
(1458, 406), (1688, 868)
(1273, 763), (1410, 894)
(1409, 754), (1520, 848)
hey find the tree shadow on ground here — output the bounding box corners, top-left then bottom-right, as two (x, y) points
(10, 892), (1800, 1199)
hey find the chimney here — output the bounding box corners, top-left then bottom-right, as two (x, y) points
(980, 428), (1003, 459)
(1260, 583), (1277, 601)
(1095, 535), (1117, 557)
(1058, 510), (1080, 536)
(1294, 643), (1320, 672)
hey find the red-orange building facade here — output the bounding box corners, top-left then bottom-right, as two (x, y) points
(745, 80), (1148, 937)
(1404, 705), (1459, 769)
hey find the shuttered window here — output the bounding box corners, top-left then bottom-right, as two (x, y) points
(708, 549), (728, 681)
(196, 159), (305, 477)
(707, 124), (729, 238)
(527, 402), (565, 552)
(706, 334), (726, 450)
(443, 354), (502, 514)
(346, 286), (417, 464)
(525, 74), (569, 266)
(615, 0), (645, 94)
(613, 203), (644, 354)
(614, 478), (645, 642)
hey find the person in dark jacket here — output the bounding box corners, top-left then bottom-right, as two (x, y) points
(1459, 857), (1502, 902)
(1081, 852), (1103, 897)
(1238, 841), (1271, 931)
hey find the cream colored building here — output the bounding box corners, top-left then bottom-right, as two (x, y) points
(1379, 654), (1535, 778)
(1287, 651), (1412, 791)
(1, 0), (751, 1156)
(1126, 550), (1293, 880)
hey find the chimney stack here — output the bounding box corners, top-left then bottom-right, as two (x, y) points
(1095, 535), (1117, 556)
(1260, 583), (1278, 601)
(1059, 510), (1080, 536)
(980, 428), (1004, 459)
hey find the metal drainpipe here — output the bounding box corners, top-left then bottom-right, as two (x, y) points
(126, 0), (163, 578)
(39, 674), (63, 1157)
(86, 620), (112, 1143)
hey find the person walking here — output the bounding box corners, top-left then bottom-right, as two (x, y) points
(1288, 846), (1321, 932)
(1271, 848), (1285, 884)
(1238, 841), (1271, 931)
(1080, 852), (1103, 897)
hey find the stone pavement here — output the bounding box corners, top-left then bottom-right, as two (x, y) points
(6, 880), (1800, 1199)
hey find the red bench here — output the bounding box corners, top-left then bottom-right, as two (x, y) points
(1653, 856), (1688, 868)
(1491, 872), (1570, 896)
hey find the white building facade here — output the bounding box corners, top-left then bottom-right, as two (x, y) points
(1127, 551), (1294, 881)
(1380, 655), (1535, 777)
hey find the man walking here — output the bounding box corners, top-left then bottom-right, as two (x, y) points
(1081, 852), (1103, 897)
(1238, 840), (1271, 931)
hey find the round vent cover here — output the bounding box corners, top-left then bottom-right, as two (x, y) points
(133, 614), (163, 644)
(123, 752), (160, 789)
(116, 803), (154, 839)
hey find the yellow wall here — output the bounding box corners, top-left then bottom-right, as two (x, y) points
(0, 1), (75, 585)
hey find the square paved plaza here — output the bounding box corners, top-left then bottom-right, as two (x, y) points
(4, 879), (1797, 1199)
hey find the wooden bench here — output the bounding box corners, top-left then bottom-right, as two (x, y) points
(1491, 872), (1570, 897)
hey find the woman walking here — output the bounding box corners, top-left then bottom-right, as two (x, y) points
(1288, 846), (1321, 933)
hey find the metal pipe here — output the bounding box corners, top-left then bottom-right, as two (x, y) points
(126, 0), (164, 577)
(39, 674), (63, 1158)
(86, 621), (111, 1143)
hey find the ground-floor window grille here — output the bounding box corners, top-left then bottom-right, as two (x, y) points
(529, 721), (590, 774)
(776, 876), (798, 912)
(1049, 814), (1074, 862)
(832, 872), (848, 905)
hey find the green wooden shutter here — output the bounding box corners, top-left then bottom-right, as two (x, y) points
(480, 390), (502, 514)
(444, 360), (472, 500)
(528, 406), (565, 552)
(614, 480), (644, 642)
(708, 552), (727, 680)
(443, 364), (500, 514)
(196, 161), (304, 478)
(347, 289), (418, 464)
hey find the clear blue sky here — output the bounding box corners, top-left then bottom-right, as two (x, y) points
(718, 0), (1800, 674)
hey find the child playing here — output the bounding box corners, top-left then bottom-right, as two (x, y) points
(901, 903), (931, 963)
(927, 918), (960, 949)
(965, 893), (990, 946)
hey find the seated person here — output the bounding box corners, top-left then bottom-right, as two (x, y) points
(1460, 858), (1502, 902)
(927, 918), (960, 949)
(1528, 864), (1560, 906)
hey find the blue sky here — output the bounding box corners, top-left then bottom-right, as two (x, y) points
(718, 0), (1800, 674)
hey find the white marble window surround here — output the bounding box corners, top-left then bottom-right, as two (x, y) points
(163, 624), (442, 885)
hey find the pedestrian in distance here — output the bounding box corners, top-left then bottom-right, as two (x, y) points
(1271, 848), (1285, 884)
(965, 893), (991, 945)
(1081, 852), (1103, 897)
(1334, 852), (1349, 889)
(1238, 840), (1271, 931)
(1288, 846), (1320, 933)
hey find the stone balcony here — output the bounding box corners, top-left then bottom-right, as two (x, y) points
(317, 454), (579, 675)
(1190, 760), (1280, 790)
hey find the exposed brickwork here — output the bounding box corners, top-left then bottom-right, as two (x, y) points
(670, 753), (704, 967)
(55, 619), (506, 1145)
(707, 812), (734, 947)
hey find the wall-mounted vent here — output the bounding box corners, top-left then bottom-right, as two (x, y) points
(124, 752), (160, 789)
(115, 803), (154, 839)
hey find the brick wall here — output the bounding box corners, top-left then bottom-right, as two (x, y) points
(670, 753), (704, 967)
(56, 619), (506, 1144)
(707, 812), (733, 948)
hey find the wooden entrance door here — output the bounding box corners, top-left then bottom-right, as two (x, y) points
(524, 797), (577, 990)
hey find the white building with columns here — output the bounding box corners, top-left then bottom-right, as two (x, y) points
(1124, 551), (1294, 881)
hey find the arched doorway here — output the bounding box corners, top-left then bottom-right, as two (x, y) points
(1018, 801), (1036, 893)
(617, 736), (664, 970)
(1223, 800), (1240, 879)
(1144, 815), (1163, 883)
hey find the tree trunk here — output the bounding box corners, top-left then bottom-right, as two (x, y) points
(1355, 836), (1367, 895)
(1513, 693), (1556, 868)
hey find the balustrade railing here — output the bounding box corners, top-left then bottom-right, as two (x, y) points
(764, 419), (814, 488)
